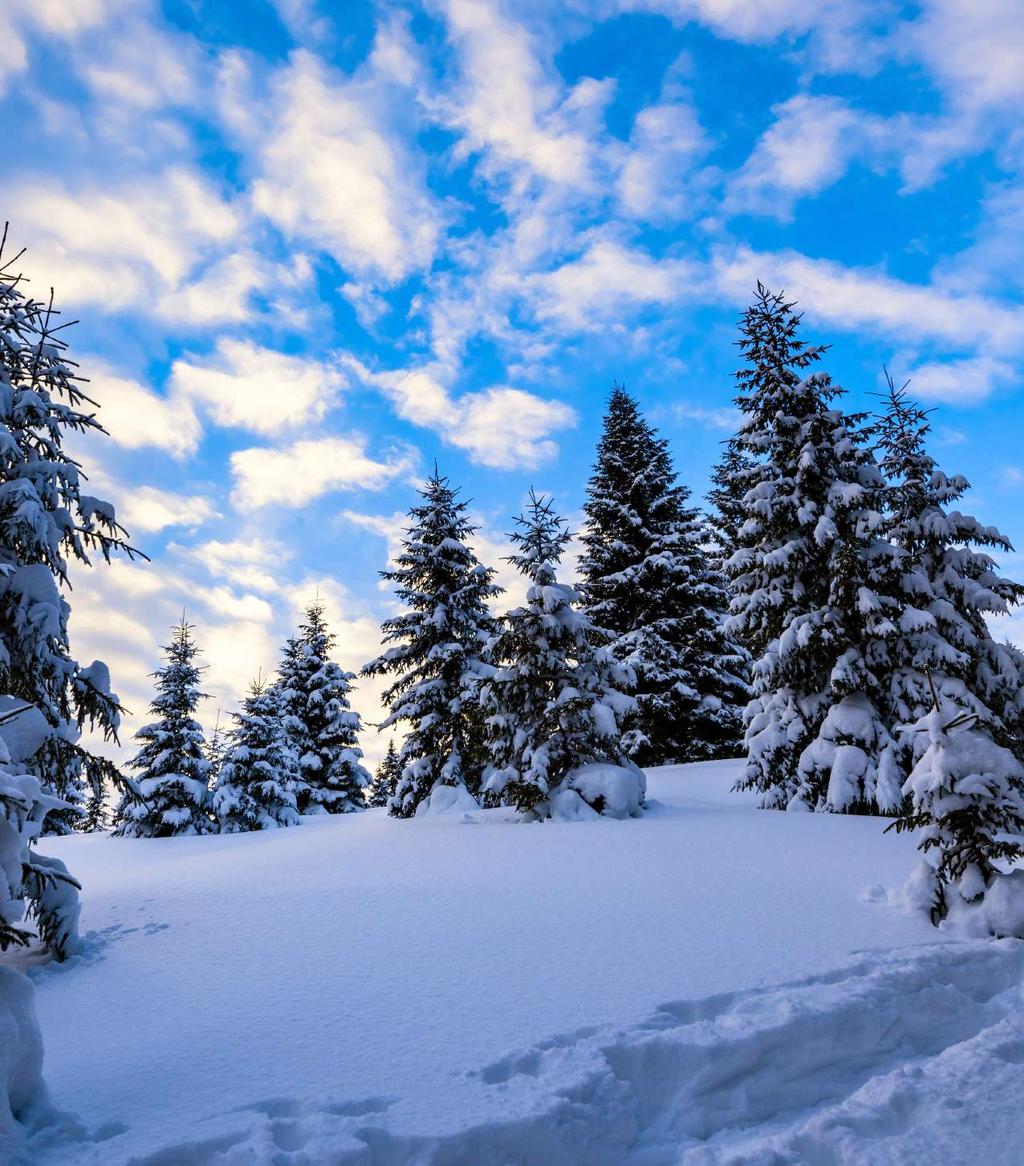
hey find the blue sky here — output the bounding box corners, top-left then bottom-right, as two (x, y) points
(4, 0), (1023, 762)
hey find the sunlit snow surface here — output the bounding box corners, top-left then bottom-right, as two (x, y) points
(26, 760), (1024, 1164)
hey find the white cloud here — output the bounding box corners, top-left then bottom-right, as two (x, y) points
(895, 355), (1016, 405)
(670, 400), (739, 430)
(618, 99), (707, 221)
(712, 246), (1024, 358)
(82, 360), (201, 458)
(170, 537), (293, 594)
(7, 169), (257, 325)
(438, 0), (611, 191)
(0, 0), (117, 94)
(114, 486), (219, 534)
(346, 360), (576, 469)
(171, 339), (345, 435)
(527, 238), (700, 329)
(230, 435), (416, 510)
(219, 48), (440, 282)
(726, 94), (882, 218)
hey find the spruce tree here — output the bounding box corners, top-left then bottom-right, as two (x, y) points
(212, 676), (300, 832)
(114, 620), (212, 837)
(205, 711), (228, 788)
(275, 601), (369, 814)
(707, 434), (755, 571)
(727, 285), (904, 813)
(579, 386), (749, 765)
(367, 739), (401, 808)
(876, 376), (1024, 760)
(0, 227), (140, 832)
(481, 491), (633, 816)
(363, 469), (501, 817)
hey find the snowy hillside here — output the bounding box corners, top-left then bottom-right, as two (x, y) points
(12, 760), (1020, 1164)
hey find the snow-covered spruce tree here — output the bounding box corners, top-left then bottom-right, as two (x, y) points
(363, 470), (501, 817)
(889, 699), (1024, 933)
(275, 601), (369, 814)
(707, 433), (756, 573)
(579, 385), (749, 765)
(0, 228), (139, 833)
(876, 376), (1024, 764)
(205, 711), (228, 788)
(212, 676), (300, 832)
(481, 491), (634, 816)
(367, 739), (401, 808)
(114, 620), (213, 837)
(728, 284), (905, 814)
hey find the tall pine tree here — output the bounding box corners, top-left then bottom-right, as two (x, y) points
(363, 469), (500, 817)
(876, 376), (1024, 760)
(579, 386), (749, 765)
(212, 676), (300, 832)
(114, 620), (212, 837)
(727, 285), (904, 814)
(482, 491), (633, 816)
(275, 601), (369, 814)
(0, 228), (140, 832)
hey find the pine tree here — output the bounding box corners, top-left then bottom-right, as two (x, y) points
(707, 434), (755, 571)
(364, 469), (501, 817)
(276, 601), (369, 814)
(727, 285), (904, 814)
(876, 376), (1024, 763)
(889, 701), (1024, 931)
(482, 491), (633, 816)
(114, 620), (212, 837)
(0, 227), (140, 832)
(367, 739), (401, 808)
(205, 711), (228, 788)
(212, 676), (300, 832)
(579, 386), (749, 765)
(82, 784), (109, 832)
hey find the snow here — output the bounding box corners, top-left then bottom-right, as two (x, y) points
(9, 759), (1023, 1163)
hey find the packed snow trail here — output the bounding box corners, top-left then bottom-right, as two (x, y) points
(22, 759), (1020, 1163)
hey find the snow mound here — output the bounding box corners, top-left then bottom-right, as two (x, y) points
(557, 762), (646, 819)
(0, 966), (47, 1165)
(414, 784), (481, 817)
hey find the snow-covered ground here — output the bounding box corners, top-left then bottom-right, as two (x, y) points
(14, 760), (1024, 1164)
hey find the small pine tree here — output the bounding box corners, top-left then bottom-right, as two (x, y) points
(205, 711), (228, 787)
(580, 386), (749, 765)
(727, 285), (903, 813)
(0, 228), (140, 832)
(367, 739), (401, 808)
(482, 491), (633, 816)
(364, 469), (501, 817)
(889, 699), (1024, 931)
(212, 676), (300, 832)
(707, 433), (756, 572)
(81, 784), (109, 832)
(276, 601), (369, 814)
(114, 620), (212, 837)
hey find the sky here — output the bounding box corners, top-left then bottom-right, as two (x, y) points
(3, 0), (1024, 766)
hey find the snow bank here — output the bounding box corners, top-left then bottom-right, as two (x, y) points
(0, 965), (47, 1165)
(414, 784), (481, 816)
(555, 761), (646, 819)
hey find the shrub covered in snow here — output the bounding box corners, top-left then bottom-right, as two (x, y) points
(890, 707), (1024, 934)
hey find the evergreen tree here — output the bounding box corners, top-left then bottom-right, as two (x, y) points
(579, 386), (749, 765)
(481, 491), (633, 816)
(889, 701), (1024, 931)
(212, 676), (300, 832)
(0, 227), (140, 832)
(707, 433), (755, 571)
(364, 469), (501, 817)
(727, 285), (904, 814)
(876, 376), (1024, 762)
(367, 739), (401, 808)
(205, 711), (228, 787)
(276, 601), (369, 814)
(82, 785), (109, 832)
(114, 620), (212, 837)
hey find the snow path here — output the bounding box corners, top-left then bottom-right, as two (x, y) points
(21, 759), (1020, 1163)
